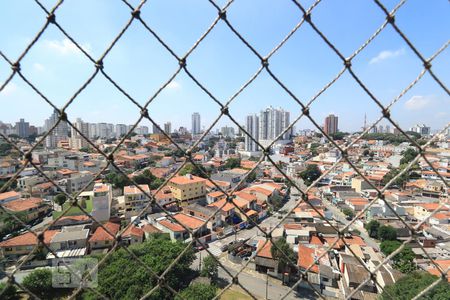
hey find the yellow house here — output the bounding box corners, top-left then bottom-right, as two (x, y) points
(351, 177), (372, 193)
(168, 174), (207, 205)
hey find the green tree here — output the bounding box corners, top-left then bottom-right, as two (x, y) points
(378, 225), (397, 241)
(0, 143), (12, 156)
(382, 167), (409, 188)
(176, 283), (217, 300)
(83, 235), (195, 299)
(0, 282), (17, 300)
(364, 220), (380, 238)
(104, 172), (131, 190)
(271, 238), (296, 273)
(380, 271), (449, 300)
(134, 170), (164, 190)
(178, 163), (208, 178)
(54, 193), (67, 206)
(79, 147), (91, 153)
(22, 269), (54, 299)
(224, 158), (241, 170)
(200, 255), (218, 282)
(380, 240), (416, 273)
(330, 131), (348, 140)
(342, 208), (355, 218)
(400, 148), (419, 165)
(299, 164), (321, 186)
(246, 171), (257, 183)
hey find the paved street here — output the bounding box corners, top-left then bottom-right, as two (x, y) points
(321, 199), (380, 250)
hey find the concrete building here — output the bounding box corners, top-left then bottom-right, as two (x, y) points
(44, 109), (69, 148)
(91, 183), (112, 222)
(324, 114), (338, 135)
(152, 124), (162, 134)
(15, 118), (30, 138)
(220, 126), (235, 138)
(168, 174), (207, 205)
(164, 122), (172, 134)
(115, 124), (127, 137)
(245, 114), (259, 152)
(259, 106), (291, 142)
(191, 112), (201, 135)
(117, 185), (151, 219)
(410, 124), (431, 136)
(70, 118), (90, 150)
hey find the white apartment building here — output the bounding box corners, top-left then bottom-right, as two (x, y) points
(259, 106), (291, 142)
(91, 183), (112, 222)
(245, 114), (259, 152)
(192, 112), (201, 135)
(115, 124), (127, 137)
(70, 118), (90, 150)
(44, 109), (69, 149)
(164, 122), (172, 134)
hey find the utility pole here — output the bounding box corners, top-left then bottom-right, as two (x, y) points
(265, 271), (269, 300)
(199, 250), (202, 271)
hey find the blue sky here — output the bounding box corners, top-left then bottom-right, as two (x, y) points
(0, 0), (449, 134)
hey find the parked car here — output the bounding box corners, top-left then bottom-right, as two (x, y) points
(245, 223), (255, 229)
(220, 244), (229, 252)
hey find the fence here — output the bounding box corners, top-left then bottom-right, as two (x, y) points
(0, 0), (449, 299)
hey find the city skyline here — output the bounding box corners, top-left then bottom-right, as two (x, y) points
(0, 1), (449, 132)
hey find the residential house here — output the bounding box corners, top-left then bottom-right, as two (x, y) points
(182, 203), (222, 230)
(0, 230), (60, 258)
(2, 197), (51, 222)
(88, 221), (120, 251)
(49, 225), (90, 253)
(122, 225), (144, 245)
(0, 191), (21, 204)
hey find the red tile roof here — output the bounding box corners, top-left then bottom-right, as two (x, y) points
(0, 230), (59, 247)
(159, 219), (186, 232)
(3, 197), (43, 212)
(89, 222), (120, 242)
(256, 240), (273, 259)
(170, 175), (206, 185)
(173, 214), (205, 230)
(124, 184), (150, 194)
(122, 224), (144, 238)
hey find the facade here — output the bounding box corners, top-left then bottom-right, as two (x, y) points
(324, 114), (338, 135)
(168, 174), (207, 205)
(191, 112), (201, 135)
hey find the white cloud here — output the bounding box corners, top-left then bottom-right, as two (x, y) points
(369, 48), (405, 64)
(1, 83), (17, 96)
(43, 38), (91, 56)
(166, 81), (181, 90)
(404, 95), (432, 111)
(33, 63), (45, 72)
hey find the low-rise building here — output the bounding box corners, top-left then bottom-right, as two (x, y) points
(168, 174), (207, 206)
(2, 197), (51, 222)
